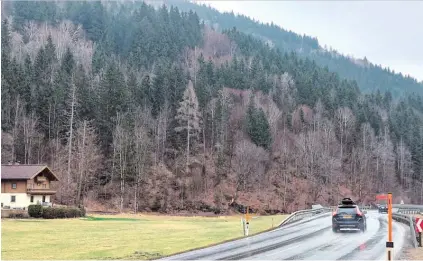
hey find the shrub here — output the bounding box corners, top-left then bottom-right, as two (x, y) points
(42, 207), (55, 219)
(56, 207), (67, 218)
(67, 208), (81, 218)
(79, 206), (86, 217)
(12, 213), (26, 218)
(42, 207), (84, 219)
(28, 204), (43, 218)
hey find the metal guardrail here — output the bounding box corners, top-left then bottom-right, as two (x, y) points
(278, 207), (332, 227)
(392, 213), (418, 248)
(397, 208), (421, 214)
(393, 204), (423, 210)
(329, 204), (423, 211)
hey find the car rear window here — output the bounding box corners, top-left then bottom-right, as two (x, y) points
(336, 206), (357, 214)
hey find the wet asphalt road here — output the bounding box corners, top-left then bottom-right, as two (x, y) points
(161, 210), (409, 260)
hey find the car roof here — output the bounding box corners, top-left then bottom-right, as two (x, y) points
(339, 197), (356, 206)
(338, 204), (357, 208)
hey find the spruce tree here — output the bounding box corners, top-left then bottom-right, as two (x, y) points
(245, 95), (272, 150)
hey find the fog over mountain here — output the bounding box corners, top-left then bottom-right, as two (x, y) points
(198, 1), (423, 82)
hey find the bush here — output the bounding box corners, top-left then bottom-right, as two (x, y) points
(42, 207), (56, 219)
(67, 208), (81, 218)
(56, 207), (67, 218)
(79, 206), (86, 217)
(9, 213), (24, 218)
(12, 213), (26, 218)
(28, 205), (43, 218)
(42, 207), (84, 219)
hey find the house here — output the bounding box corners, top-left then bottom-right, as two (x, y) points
(1, 164), (59, 209)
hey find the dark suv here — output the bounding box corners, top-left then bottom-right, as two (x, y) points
(332, 198), (367, 233)
(378, 204), (388, 213)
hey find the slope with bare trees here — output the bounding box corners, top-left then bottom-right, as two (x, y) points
(1, 1), (423, 214)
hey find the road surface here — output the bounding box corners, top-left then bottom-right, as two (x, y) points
(160, 210), (409, 260)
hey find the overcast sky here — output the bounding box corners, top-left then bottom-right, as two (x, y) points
(197, 1), (423, 82)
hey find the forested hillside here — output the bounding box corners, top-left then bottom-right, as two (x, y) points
(1, 1), (423, 213)
(173, 0), (423, 98)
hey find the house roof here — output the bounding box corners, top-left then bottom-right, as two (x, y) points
(1, 164), (59, 181)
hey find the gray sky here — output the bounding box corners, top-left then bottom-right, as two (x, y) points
(197, 1), (423, 82)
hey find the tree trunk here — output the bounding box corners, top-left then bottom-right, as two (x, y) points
(202, 112), (207, 192)
(76, 120), (87, 207)
(187, 110), (190, 170)
(12, 96), (21, 163)
(67, 84), (77, 188)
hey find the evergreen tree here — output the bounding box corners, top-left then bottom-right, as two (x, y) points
(245, 95), (272, 149)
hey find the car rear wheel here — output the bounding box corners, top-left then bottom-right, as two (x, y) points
(332, 227), (338, 233)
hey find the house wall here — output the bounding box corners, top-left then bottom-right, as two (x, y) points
(1, 193), (51, 209)
(1, 180), (27, 193)
(30, 195), (51, 205)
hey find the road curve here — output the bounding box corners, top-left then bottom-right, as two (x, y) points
(159, 211), (409, 260)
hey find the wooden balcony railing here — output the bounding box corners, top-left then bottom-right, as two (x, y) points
(26, 188), (56, 195)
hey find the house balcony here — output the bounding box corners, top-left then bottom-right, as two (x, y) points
(27, 188), (56, 195)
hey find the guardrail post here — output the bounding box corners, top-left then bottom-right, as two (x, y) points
(418, 232), (422, 247)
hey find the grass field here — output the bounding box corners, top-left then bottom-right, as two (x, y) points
(1, 213), (287, 260)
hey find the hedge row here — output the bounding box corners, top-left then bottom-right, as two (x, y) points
(28, 205), (86, 219)
(8, 212), (28, 218)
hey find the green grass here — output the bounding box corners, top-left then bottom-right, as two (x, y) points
(1, 213), (287, 260)
(83, 216), (141, 222)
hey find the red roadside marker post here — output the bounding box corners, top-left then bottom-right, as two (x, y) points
(386, 193), (393, 261)
(376, 193), (393, 261)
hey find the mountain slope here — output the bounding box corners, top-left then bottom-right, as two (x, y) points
(1, 1), (423, 213)
(171, 0), (423, 97)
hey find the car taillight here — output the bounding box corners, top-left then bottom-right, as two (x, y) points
(356, 208), (362, 216)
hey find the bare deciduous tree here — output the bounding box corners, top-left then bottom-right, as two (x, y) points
(335, 107), (355, 168)
(155, 101), (169, 165)
(11, 20), (93, 72)
(113, 113), (131, 212)
(74, 120), (102, 206)
(11, 96), (24, 163)
(203, 27), (232, 58)
(22, 112), (39, 164)
(175, 80), (202, 169)
(397, 138), (414, 189)
(234, 139), (268, 192)
(66, 83), (77, 188)
(133, 107), (152, 212)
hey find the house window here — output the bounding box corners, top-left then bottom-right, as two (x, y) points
(12, 183), (17, 189)
(30, 196), (34, 203)
(42, 196), (46, 203)
(11, 196), (16, 203)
